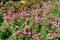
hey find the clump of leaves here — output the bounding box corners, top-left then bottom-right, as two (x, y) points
(0, 28), (12, 40)
(0, 14), (3, 26)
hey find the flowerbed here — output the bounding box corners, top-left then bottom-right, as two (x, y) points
(0, 0), (60, 40)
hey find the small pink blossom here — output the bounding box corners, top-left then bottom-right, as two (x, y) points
(28, 32), (31, 37)
(28, 10), (30, 13)
(35, 17), (40, 23)
(48, 33), (51, 36)
(32, 33), (39, 38)
(42, 13), (45, 17)
(27, 13), (30, 16)
(58, 21), (60, 24)
(43, 7), (47, 12)
(48, 5), (51, 10)
(49, 20), (52, 24)
(19, 11), (25, 16)
(3, 14), (7, 19)
(23, 25), (28, 31)
(40, 20), (42, 25)
(46, 16), (50, 19)
(6, 21), (10, 25)
(35, 9), (39, 13)
(36, 37), (39, 40)
(35, 33), (39, 37)
(38, 3), (40, 8)
(12, 15), (16, 19)
(1, 25), (5, 29)
(46, 22), (49, 26)
(49, 30), (52, 33)
(15, 30), (22, 35)
(8, 10), (12, 15)
(53, 33), (57, 37)
(32, 35), (35, 38)
(58, 18), (60, 22)
(16, 12), (19, 17)
(23, 31), (27, 35)
(32, 10), (35, 13)
(52, 26), (55, 29)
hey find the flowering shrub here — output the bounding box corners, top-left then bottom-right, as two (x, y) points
(0, 0), (60, 40)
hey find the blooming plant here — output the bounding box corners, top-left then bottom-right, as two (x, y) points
(0, 0), (60, 40)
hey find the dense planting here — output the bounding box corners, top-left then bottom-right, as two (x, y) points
(0, 0), (60, 40)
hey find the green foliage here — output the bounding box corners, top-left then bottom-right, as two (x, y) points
(0, 14), (3, 26)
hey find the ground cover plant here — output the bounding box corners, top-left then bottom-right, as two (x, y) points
(0, 0), (60, 40)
